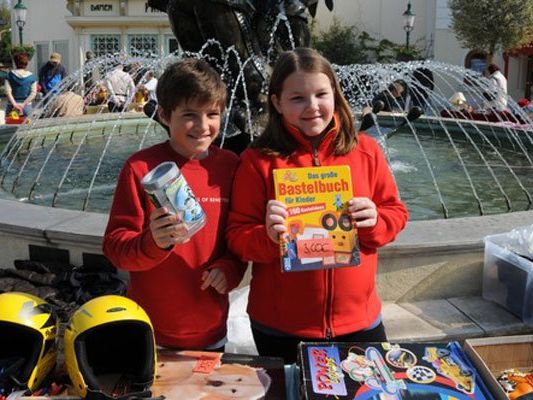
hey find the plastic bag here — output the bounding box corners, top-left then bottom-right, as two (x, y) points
(501, 224), (533, 260)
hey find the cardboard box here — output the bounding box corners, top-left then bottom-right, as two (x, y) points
(483, 233), (533, 325)
(464, 335), (533, 400)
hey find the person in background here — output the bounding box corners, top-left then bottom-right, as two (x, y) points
(371, 81), (405, 112)
(226, 48), (408, 363)
(105, 63), (136, 112)
(83, 51), (102, 92)
(485, 63), (508, 111)
(410, 67), (434, 112)
(140, 71), (159, 119)
(5, 52), (37, 117)
(38, 52), (67, 98)
(141, 70), (158, 103)
(43, 91), (84, 118)
(103, 58), (246, 350)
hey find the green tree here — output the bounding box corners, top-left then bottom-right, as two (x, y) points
(311, 20), (425, 65)
(449, 0), (533, 63)
(311, 17), (369, 65)
(0, 3), (11, 66)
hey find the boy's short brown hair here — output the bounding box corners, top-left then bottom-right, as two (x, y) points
(156, 58), (227, 120)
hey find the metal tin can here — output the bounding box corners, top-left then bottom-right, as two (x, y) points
(141, 161), (206, 238)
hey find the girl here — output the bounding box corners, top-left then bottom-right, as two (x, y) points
(226, 47), (409, 363)
(5, 52), (37, 118)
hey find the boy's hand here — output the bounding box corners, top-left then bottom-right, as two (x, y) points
(149, 207), (190, 249)
(349, 197), (378, 228)
(265, 199), (288, 243)
(201, 268), (227, 294)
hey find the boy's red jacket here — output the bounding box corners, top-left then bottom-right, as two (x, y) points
(226, 118), (409, 338)
(104, 142), (245, 349)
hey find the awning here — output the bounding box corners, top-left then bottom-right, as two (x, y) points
(504, 43), (533, 57)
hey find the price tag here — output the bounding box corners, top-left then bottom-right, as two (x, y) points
(296, 238), (334, 259)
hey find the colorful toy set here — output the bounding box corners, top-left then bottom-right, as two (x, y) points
(299, 342), (494, 400)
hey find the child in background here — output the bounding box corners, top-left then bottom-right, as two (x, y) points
(226, 47), (409, 363)
(104, 58), (245, 351)
(5, 52), (37, 117)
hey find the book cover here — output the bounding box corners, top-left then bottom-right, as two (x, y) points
(152, 350), (286, 399)
(298, 341), (493, 400)
(273, 165), (360, 272)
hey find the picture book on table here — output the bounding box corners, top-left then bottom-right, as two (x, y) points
(152, 350), (286, 400)
(273, 165), (360, 272)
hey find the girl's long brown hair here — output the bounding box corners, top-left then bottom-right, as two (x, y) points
(252, 47), (357, 156)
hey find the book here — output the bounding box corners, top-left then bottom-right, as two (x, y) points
(298, 341), (493, 400)
(273, 165), (360, 272)
(151, 350), (286, 399)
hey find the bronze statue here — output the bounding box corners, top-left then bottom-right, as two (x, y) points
(147, 0), (333, 153)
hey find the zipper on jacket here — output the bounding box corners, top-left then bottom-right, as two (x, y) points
(312, 146), (320, 166)
(325, 269), (333, 340)
(325, 327), (332, 340)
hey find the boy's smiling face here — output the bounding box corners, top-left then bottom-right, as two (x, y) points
(159, 100), (222, 160)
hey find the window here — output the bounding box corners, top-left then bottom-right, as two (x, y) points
(127, 34), (158, 56)
(167, 37), (179, 55)
(35, 42), (49, 72)
(91, 35), (121, 57)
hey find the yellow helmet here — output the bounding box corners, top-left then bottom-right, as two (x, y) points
(0, 292), (58, 392)
(64, 295), (156, 399)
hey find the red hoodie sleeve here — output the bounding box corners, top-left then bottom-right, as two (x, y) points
(103, 161), (172, 271)
(357, 138), (409, 249)
(226, 151), (280, 263)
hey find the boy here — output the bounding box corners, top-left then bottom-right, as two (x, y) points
(103, 59), (245, 350)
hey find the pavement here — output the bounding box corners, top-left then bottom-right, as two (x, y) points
(225, 287), (532, 354)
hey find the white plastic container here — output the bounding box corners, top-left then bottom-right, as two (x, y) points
(482, 232), (533, 326)
(141, 161), (206, 238)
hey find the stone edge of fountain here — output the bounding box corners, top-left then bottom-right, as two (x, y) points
(0, 198), (531, 343)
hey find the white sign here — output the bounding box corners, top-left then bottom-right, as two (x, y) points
(84, 0), (120, 16)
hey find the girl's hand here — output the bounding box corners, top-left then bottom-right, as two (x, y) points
(349, 197), (378, 228)
(265, 199), (288, 243)
(149, 207), (190, 249)
(201, 268), (227, 294)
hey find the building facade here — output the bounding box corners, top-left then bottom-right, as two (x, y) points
(12, 0), (531, 100)
(13, 0), (173, 73)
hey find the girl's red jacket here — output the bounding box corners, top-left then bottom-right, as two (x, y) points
(104, 142), (245, 349)
(226, 118), (409, 338)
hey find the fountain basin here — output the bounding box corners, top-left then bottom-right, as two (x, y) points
(0, 197), (531, 303)
(1, 114), (531, 220)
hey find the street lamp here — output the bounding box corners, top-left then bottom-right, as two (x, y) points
(13, 0), (27, 46)
(402, 1), (415, 50)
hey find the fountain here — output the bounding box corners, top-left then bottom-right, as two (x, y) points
(1, 0), (531, 220)
(0, 50), (531, 221)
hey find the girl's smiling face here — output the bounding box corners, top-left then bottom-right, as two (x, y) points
(271, 71), (335, 138)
